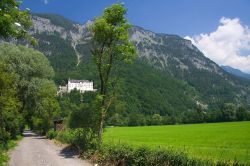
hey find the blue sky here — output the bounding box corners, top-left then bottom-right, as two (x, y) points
(21, 0), (250, 36)
(21, 0), (250, 73)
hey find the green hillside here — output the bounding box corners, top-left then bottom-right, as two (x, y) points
(33, 34), (199, 118)
(28, 14), (250, 125)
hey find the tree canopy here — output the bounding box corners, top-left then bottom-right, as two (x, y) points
(0, 0), (36, 44)
(89, 3), (136, 142)
(0, 43), (59, 138)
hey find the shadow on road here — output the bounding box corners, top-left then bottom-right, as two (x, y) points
(59, 146), (79, 159)
(22, 130), (81, 160)
(22, 130), (36, 137)
(22, 130), (45, 139)
(33, 136), (46, 139)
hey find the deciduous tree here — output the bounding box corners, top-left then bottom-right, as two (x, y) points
(0, 0), (36, 44)
(0, 43), (58, 133)
(90, 3), (136, 142)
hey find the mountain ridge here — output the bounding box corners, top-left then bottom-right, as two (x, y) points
(27, 13), (250, 114)
(222, 65), (250, 80)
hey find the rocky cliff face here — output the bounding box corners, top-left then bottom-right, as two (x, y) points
(129, 26), (223, 75)
(31, 15), (224, 77)
(29, 14), (250, 109)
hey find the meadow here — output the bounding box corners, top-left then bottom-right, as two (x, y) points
(103, 121), (250, 163)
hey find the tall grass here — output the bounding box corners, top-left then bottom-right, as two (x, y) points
(0, 136), (22, 166)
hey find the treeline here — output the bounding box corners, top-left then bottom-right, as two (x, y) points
(0, 43), (59, 145)
(106, 104), (250, 126)
(57, 89), (250, 128)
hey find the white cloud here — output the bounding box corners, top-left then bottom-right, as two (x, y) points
(43, 0), (49, 5)
(185, 17), (250, 73)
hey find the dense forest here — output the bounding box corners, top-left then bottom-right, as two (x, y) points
(32, 28), (250, 126)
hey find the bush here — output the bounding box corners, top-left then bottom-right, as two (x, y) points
(93, 144), (244, 166)
(0, 138), (20, 166)
(32, 116), (53, 135)
(57, 128), (98, 153)
(46, 129), (58, 140)
(0, 129), (10, 147)
(0, 151), (9, 166)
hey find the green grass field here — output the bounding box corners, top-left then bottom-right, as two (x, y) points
(103, 121), (250, 163)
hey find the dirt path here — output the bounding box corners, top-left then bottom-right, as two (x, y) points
(8, 130), (92, 166)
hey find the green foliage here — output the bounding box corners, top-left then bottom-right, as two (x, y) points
(90, 3), (137, 93)
(32, 13), (250, 126)
(46, 129), (58, 140)
(0, 127), (11, 149)
(28, 78), (59, 134)
(28, 13), (250, 126)
(222, 103), (237, 121)
(57, 90), (81, 118)
(94, 143), (242, 166)
(32, 117), (50, 135)
(57, 128), (98, 152)
(127, 113), (146, 126)
(0, 0), (36, 44)
(90, 3), (137, 141)
(104, 122), (250, 163)
(0, 151), (9, 166)
(0, 43), (59, 135)
(57, 90), (99, 132)
(105, 60), (199, 126)
(0, 44), (25, 165)
(236, 105), (248, 121)
(0, 58), (21, 141)
(150, 114), (163, 125)
(33, 33), (77, 78)
(68, 105), (95, 129)
(3, 109), (23, 139)
(0, 137), (21, 166)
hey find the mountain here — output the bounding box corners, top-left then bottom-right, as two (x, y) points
(129, 26), (250, 106)
(221, 66), (250, 80)
(26, 14), (250, 116)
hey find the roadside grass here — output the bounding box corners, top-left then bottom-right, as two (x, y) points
(0, 152), (8, 166)
(103, 121), (250, 164)
(0, 135), (23, 166)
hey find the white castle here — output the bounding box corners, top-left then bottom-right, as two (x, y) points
(58, 79), (96, 95)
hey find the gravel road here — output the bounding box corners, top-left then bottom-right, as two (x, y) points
(8, 130), (92, 166)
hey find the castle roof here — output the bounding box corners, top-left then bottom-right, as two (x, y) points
(68, 80), (92, 83)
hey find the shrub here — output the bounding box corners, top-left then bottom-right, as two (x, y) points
(32, 117), (53, 135)
(56, 129), (74, 144)
(0, 138), (19, 166)
(46, 129), (58, 140)
(0, 151), (9, 166)
(57, 128), (98, 153)
(92, 144), (244, 166)
(0, 129), (10, 147)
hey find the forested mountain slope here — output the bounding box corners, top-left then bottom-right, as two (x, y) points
(222, 66), (250, 80)
(28, 14), (250, 117)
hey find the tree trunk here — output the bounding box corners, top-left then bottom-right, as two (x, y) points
(0, 108), (4, 130)
(98, 110), (105, 143)
(98, 74), (106, 143)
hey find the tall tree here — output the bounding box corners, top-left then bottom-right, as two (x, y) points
(28, 78), (60, 134)
(0, 0), (36, 44)
(0, 43), (57, 131)
(90, 3), (136, 142)
(0, 61), (20, 142)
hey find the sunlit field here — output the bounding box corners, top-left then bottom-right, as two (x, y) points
(104, 121), (250, 163)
